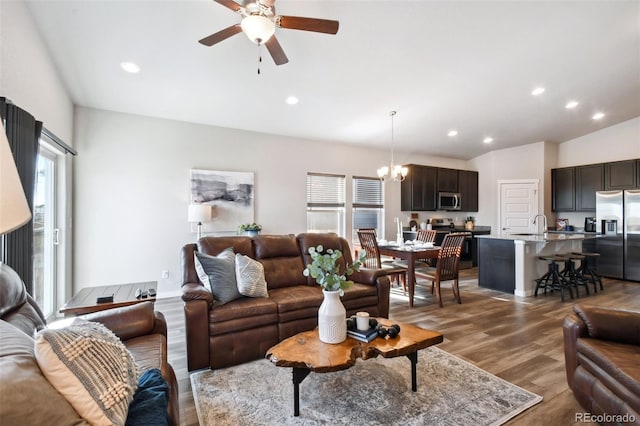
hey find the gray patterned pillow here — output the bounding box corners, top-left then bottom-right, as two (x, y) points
(235, 253), (269, 298)
(194, 249), (242, 304)
(34, 318), (138, 426)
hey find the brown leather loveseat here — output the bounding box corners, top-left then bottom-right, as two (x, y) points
(0, 263), (180, 425)
(563, 304), (640, 424)
(181, 232), (391, 371)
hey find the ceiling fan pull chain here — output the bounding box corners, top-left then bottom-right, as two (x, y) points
(257, 44), (262, 75)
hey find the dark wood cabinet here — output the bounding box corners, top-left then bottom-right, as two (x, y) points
(401, 164), (437, 211)
(552, 167), (575, 212)
(575, 164), (603, 211)
(605, 160), (637, 190)
(437, 168), (458, 192)
(458, 170), (478, 212)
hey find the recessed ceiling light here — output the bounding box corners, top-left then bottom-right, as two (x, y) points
(531, 87), (545, 96)
(565, 100), (579, 109)
(592, 112), (605, 120)
(120, 61), (140, 73)
(448, 130), (458, 137)
(483, 137), (493, 144)
(285, 96), (299, 105)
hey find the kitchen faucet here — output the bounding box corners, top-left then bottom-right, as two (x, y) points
(532, 214), (548, 234)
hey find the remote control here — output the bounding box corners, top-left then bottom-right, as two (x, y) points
(97, 294), (114, 304)
(147, 288), (156, 297)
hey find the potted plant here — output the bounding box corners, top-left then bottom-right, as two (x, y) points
(303, 245), (366, 344)
(238, 223), (262, 237)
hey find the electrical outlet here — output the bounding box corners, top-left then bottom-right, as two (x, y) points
(162, 270), (169, 279)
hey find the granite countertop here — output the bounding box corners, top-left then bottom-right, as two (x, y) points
(477, 231), (599, 243)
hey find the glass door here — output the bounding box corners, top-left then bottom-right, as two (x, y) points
(33, 149), (57, 317)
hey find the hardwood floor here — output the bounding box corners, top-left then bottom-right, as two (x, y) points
(155, 269), (640, 425)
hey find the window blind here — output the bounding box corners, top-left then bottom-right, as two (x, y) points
(307, 173), (346, 207)
(353, 176), (383, 208)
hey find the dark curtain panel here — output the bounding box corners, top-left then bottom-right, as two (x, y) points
(0, 98), (41, 294)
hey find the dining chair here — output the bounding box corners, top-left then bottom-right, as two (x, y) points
(357, 229), (408, 291)
(415, 232), (467, 307)
(416, 229), (437, 243)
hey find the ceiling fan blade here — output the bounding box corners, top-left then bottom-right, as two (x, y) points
(278, 16), (339, 35)
(213, 0), (245, 12)
(199, 24), (243, 46)
(265, 36), (289, 65)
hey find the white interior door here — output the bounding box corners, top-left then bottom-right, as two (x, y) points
(498, 180), (539, 234)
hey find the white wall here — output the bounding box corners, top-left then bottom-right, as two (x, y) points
(0, 1), (74, 142)
(73, 107), (467, 294)
(468, 142), (548, 232)
(555, 116), (640, 227)
(556, 117), (640, 168)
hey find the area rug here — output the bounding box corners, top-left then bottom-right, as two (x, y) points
(191, 346), (542, 426)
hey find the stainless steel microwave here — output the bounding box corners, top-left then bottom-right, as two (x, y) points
(438, 192), (461, 210)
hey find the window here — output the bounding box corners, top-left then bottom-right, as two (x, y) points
(352, 176), (384, 243)
(33, 147), (57, 318)
(307, 173), (345, 235)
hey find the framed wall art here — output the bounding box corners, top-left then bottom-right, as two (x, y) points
(190, 169), (254, 234)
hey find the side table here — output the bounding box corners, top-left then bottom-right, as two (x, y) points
(59, 281), (157, 316)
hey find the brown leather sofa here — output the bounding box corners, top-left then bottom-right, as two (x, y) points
(0, 263), (180, 426)
(181, 232), (391, 371)
(563, 304), (640, 424)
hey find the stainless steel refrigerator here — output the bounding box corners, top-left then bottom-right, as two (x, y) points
(592, 190), (640, 281)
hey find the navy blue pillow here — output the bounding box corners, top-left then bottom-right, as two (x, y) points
(126, 368), (169, 426)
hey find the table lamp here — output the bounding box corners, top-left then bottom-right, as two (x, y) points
(1, 122), (31, 235)
(188, 204), (212, 240)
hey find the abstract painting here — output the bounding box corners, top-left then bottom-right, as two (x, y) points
(190, 169), (254, 234)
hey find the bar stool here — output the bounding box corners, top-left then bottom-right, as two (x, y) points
(573, 252), (603, 293)
(535, 255), (574, 302)
(560, 253), (589, 297)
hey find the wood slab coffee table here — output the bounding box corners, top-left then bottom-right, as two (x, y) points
(266, 318), (443, 416)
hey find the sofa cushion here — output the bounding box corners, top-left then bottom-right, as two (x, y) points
(35, 318), (139, 426)
(125, 368), (169, 426)
(209, 297), (278, 336)
(577, 337), (640, 398)
(254, 235), (307, 289)
(235, 253), (269, 298)
(194, 249), (242, 305)
(269, 285), (323, 317)
(0, 263), (47, 335)
(125, 333), (170, 382)
(198, 236), (254, 258)
(0, 320), (88, 425)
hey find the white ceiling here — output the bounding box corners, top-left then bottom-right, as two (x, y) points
(25, 0), (640, 160)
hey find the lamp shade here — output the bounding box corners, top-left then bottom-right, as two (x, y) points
(188, 204), (212, 223)
(0, 122), (31, 234)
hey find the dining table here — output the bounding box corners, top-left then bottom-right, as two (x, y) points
(377, 243), (441, 307)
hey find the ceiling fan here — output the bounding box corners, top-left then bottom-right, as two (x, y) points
(199, 0), (340, 65)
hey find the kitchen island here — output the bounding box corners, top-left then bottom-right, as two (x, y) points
(476, 232), (599, 297)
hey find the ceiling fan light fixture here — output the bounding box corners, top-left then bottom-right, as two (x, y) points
(241, 15), (275, 44)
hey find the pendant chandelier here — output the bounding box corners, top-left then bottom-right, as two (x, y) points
(377, 110), (408, 182)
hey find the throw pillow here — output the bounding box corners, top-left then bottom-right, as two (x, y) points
(235, 253), (269, 298)
(125, 369), (169, 426)
(35, 318), (139, 426)
(194, 248), (242, 304)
